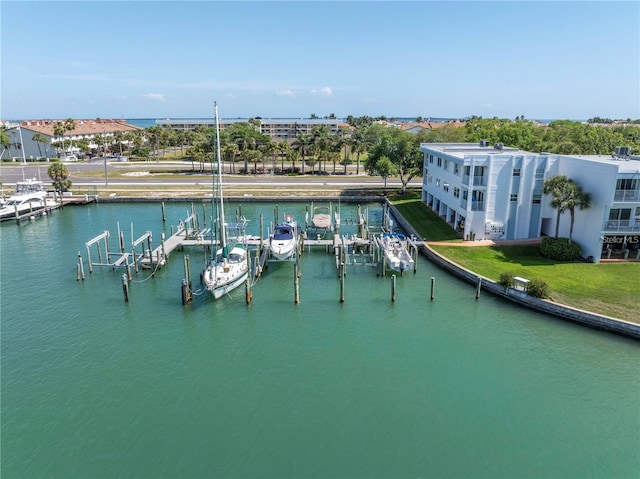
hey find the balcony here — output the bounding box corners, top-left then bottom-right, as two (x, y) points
(613, 189), (640, 202)
(603, 219), (640, 232)
(462, 175), (487, 187)
(471, 201), (485, 211)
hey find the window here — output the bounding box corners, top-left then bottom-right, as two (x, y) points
(454, 164), (460, 175)
(535, 168), (544, 179)
(436, 178), (440, 187)
(437, 157), (442, 167)
(444, 160), (449, 171)
(510, 194), (518, 202)
(429, 155), (433, 164)
(443, 182), (449, 192)
(532, 195), (541, 204)
(513, 168), (521, 177)
(453, 187), (460, 198)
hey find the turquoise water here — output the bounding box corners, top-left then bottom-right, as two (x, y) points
(2, 202), (639, 478)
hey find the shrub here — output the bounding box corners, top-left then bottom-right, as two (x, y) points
(528, 278), (551, 298)
(498, 271), (515, 288)
(540, 237), (581, 261)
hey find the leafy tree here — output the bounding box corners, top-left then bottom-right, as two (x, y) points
(0, 129), (9, 147)
(371, 155), (396, 189)
(365, 127), (422, 193)
(48, 161), (72, 192)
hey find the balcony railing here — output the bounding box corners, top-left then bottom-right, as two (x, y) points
(613, 189), (640, 202)
(471, 201), (485, 211)
(603, 220), (640, 232)
(462, 175), (487, 187)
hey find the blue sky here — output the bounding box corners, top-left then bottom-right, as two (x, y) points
(2, 1), (638, 120)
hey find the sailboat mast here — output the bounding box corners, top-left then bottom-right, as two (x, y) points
(214, 102), (227, 248)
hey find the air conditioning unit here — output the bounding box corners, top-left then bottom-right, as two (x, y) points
(494, 143), (503, 151)
(479, 139), (489, 147)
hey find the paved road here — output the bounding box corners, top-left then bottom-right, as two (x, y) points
(0, 162), (422, 189)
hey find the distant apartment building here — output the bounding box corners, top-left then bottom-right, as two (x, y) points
(421, 142), (640, 263)
(2, 120), (142, 160)
(156, 118), (346, 142)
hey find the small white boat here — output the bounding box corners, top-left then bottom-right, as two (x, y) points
(0, 178), (57, 221)
(311, 206), (331, 229)
(269, 215), (298, 261)
(381, 233), (415, 273)
(202, 103), (249, 300)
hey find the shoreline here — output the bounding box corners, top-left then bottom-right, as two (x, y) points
(60, 193), (639, 339)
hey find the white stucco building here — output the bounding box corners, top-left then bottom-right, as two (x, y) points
(420, 142), (640, 263)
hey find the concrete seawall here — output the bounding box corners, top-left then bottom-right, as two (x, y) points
(386, 201), (640, 340)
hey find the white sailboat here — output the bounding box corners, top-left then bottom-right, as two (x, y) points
(269, 214), (298, 261)
(202, 103), (249, 299)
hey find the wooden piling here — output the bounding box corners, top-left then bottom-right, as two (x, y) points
(340, 262), (345, 302)
(294, 262), (300, 303)
(245, 253), (252, 304)
(391, 274), (396, 302)
(260, 214), (264, 252)
(161, 232), (167, 261)
(476, 276), (482, 299)
(181, 279), (189, 305)
(430, 276), (435, 301)
(122, 274), (129, 302)
(161, 201), (166, 222)
(78, 251), (85, 280)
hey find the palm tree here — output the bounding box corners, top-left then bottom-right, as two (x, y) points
(543, 175), (571, 237)
(350, 129), (368, 175)
(292, 133), (312, 174)
(565, 181), (592, 242)
(276, 140), (290, 173)
(64, 118), (76, 156)
(53, 121), (66, 157)
(311, 125), (330, 174)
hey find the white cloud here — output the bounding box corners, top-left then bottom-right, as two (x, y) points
(142, 93), (166, 102)
(311, 87), (333, 96)
(277, 89), (295, 96)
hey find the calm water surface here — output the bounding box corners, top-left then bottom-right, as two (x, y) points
(2, 202), (638, 478)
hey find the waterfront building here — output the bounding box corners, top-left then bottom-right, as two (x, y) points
(1, 120), (142, 161)
(156, 118), (347, 141)
(420, 142), (640, 262)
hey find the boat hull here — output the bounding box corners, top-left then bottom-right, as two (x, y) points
(269, 239), (297, 261)
(203, 245), (249, 300)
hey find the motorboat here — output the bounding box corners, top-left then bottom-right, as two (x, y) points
(311, 206), (331, 229)
(269, 215), (298, 261)
(380, 233), (415, 273)
(0, 178), (57, 221)
(202, 103), (249, 299)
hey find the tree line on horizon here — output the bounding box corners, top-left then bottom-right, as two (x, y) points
(2, 116), (638, 190)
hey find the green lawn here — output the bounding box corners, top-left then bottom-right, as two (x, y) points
(390, 194), (640, 322)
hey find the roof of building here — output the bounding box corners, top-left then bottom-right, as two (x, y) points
(399, 121), (466, 132)
(421, 142), (640, 172)
(12, 119), (143, 137)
